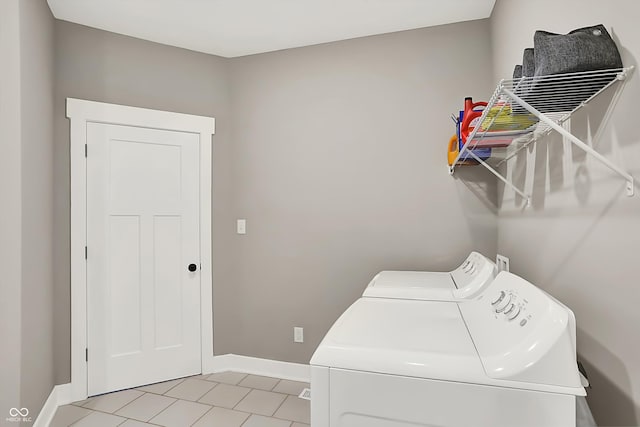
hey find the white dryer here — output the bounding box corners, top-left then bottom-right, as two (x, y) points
(363, 251), (497, 301)
(311, 272), (585, 427)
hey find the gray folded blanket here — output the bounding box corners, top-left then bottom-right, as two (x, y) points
(522, 24), (623, 113)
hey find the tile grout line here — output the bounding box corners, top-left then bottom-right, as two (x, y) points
(218, 385), (293, 425)
(240, 386), (298, 425)
(208, 372), (248, 386)
(187, 401), (217, 427)
(66, 408), (94, 427)
(270, 392), (291, 418)
(225, 384), (308, 424)
(116, 391), (178, 423)
(238, 409), (293, 427)
(270, 405), (309, 425)
(138, 376), (187, 395)
(101, 376), (212, 425)
(148, 377), (222, 426)
(148, 399), (185, 425)
(156, 377), (186, 395)
(236, 387), (288, 414)
(109, 391), (150, 419)
(142, 377), (215, 397)
(67, 392), (149, 423)
(157, 396), (213, 426)
(163, 380), (218, 402)
(81, 389), (147, 414)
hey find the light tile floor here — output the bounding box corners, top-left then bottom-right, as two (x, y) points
(50, 372), (310, 427)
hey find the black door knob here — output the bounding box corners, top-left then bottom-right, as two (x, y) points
(188, 263), (197, 272)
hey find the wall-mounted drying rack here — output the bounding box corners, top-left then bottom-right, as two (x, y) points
(449, 66), (635, 206)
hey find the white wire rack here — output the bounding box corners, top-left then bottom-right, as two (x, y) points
(449, 67), (635, 205)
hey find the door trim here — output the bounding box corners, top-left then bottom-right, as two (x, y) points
(67, 98), (215, 401)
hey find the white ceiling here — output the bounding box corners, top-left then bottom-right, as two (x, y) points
(47, 0), (496, 58)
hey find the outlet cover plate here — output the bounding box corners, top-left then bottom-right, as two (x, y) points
(496, 254), (510, 272)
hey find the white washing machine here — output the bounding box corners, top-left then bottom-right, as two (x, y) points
(363, 251), (497, 301)
(311, 271), (585, 427)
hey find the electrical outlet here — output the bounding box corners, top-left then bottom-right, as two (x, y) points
(294, 327), (304, 343)
(496, 254), (510, 272)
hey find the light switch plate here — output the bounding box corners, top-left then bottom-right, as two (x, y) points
(237, 219), (246, 234)
(294, 327), (304, 343)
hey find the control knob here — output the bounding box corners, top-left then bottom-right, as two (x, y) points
(507, 306), (521, 321)
(495, 294), (512, 313)
(491, 291), (506, 305)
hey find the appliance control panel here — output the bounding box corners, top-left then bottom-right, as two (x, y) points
(450, 252), (498, 299)
(458, 271), (581, 389)
(490, 289), (530, 325)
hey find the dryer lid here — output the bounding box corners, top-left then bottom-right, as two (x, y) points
(361, 251), (497, 301)
(311, 296), (585, 395)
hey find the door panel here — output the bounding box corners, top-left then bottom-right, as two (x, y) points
(153, 215), (183, 349)
(108, 215), (141, 356)
(87, 123), (201, 396)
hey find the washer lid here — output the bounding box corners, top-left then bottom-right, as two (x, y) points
(362, 271), (454, 300)
(310, 298), (485, 384)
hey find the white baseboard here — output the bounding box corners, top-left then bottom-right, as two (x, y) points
(206, 354), (310, 383)
(33, 383), (72, 427)
(56, 383), (73, 406)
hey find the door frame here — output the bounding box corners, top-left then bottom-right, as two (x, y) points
(67, 98), (215, 401)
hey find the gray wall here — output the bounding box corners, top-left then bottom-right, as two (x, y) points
(0, 0), (24, 421)
(20, 0), (56, 418)
(224, 20), (497, 362)
(0, 0), (55, 423)
(53, 19), (497, 380)
(490, 1), (640, 425)
(53, 21), (233, 383)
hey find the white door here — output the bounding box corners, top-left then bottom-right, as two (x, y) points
(87, 122), (201, 396)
